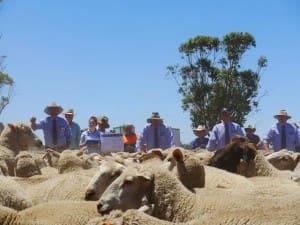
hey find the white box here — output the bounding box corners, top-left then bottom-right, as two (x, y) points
(101, 133), (124, 153)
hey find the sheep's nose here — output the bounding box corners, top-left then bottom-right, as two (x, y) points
(36, 139), (43, 147)
(97, 201), (111, 214)
(97, 202), (103, 212)
(85, 190), (95, 201)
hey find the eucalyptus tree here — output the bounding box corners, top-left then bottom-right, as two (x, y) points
(167, 32), (267, 130)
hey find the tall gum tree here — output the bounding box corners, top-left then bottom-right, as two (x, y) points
(167, 32), (267, 130)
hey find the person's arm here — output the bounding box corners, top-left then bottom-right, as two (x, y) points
(167, 127), (175, 148)
(30, 117), (37, 130)
(136, 127), (147, 152)
(263, 129), (272, 155)
(206, 127), (217, 151)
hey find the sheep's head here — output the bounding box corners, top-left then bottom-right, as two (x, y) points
(15, 151), (42, 177)
(164, 147), (205, 189)
(85, 160), (125, 201)
(266, 150), (299, 171)
(209, 136), (257, 173)
(0, 123), (43, 153)
(97, 165), (153, 215)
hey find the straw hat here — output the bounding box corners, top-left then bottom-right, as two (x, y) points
(244, 125), (256, 132)
(147, 112), (163, 123)
(97, 116), (110, 128)
(193, 125), (208, 134)
(274, 109), (291, 119)
(44, 102), (63, 115)
(63, 109), (75, 116)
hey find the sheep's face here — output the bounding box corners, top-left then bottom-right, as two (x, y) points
(164, 148), (205, 189)
(266, 151), (296, 171)
(1, 123), (43, 150)
(85, 160), (125, 201)
(97, 166), (153, 214)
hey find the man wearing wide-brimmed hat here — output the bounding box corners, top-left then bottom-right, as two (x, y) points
(136, 112), (175, 152)
(191, 125), (209, 149)
(206, 108), (244, 151)
(244, 125), (262, 149)
(263, 109), (300, 154)
(30, 102), (71, 152)
(63, 109), (81, 150)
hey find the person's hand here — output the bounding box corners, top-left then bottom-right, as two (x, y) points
(30, 117), (37, 130)
(264, 150), (272, 156)
(30, 117), (36, 124)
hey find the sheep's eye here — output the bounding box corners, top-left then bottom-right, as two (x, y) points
(122, 179), (133, 187)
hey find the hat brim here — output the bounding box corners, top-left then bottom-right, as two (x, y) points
(147, 118), (162, 123)
(245, 128), (256, 132)
(44, 106), (63, 115)
(64, 113), (75, 116)
(98, 123), (110, 129)
(193, 129), (208, 134)
(274, 115), (291, 119)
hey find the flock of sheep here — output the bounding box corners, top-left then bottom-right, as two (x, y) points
(0, 122), (300, 225)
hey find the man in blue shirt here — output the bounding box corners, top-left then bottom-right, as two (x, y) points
(263, 109), (300, 154)
(30, 102), (71, 152)
(63, 108), (81, 150)
(206, 108), (244, 151)
(136, 112), (175, 152)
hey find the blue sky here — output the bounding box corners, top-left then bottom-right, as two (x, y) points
(0, 1), (299, 144)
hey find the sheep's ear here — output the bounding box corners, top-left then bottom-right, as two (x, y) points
(137, 171), (153, 181)
(7, 123), (15, 130)
(151, 148), (165, 159)
(294, 153), (300, 164)
(172, 148), (183, 162)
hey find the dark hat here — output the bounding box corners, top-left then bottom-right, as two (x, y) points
(44, 102), (63, 115)
(147, 112), (163, 123)
(245, 125), (256, 132)
(97, 116), (110, 128)
(274, 109), (291, 119)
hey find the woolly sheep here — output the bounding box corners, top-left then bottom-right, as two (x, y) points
(0, 201), (99, 225)
(266, 149), (300, 170)
(85, 159), (125, 201)
(43, 149), (99, 174)
(0, 123), (42, 154)
(97, 163), (300, 223)
(86, 147), (205, 203)
(14, 151), (42, 178)
(0, 175), (33, 211)
(22, 171), (96, 204)
(208, 135), (257, 174)
(0, 123), (43, 176)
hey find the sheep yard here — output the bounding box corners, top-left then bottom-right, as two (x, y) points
(0, 123), (300, 225)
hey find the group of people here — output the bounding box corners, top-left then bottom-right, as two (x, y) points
(30, 102), (300, 155)
(30, 102), (110, 153)
(190, 108), (300, 154)
(30, 102), (175, 154)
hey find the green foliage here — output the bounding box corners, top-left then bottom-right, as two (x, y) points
(167, 32), (267, 130)
(0, 61), (14, 115)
